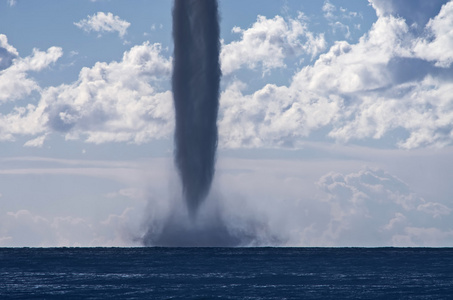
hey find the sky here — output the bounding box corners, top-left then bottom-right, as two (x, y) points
(0, 0), (453, 247)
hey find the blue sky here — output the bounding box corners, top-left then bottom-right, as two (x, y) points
(1, 0), (453, 246)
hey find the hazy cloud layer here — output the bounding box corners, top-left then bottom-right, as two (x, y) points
(0, 207), (142, 247)
(214, 161), (453, 247)
(0, 157), (170, 247)
(316, 168), (452, 246)
(1, 155), (451, 247)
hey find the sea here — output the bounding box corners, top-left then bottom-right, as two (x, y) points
(1, 247), (452, 299)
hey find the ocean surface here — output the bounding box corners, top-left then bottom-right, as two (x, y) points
(1, 247), (452, 299)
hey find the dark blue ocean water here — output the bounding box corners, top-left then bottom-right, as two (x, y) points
(1, 248), (452, 299)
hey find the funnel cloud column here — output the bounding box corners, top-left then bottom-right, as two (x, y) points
(172, 0), (221, 216)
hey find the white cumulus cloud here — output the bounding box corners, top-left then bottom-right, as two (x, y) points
(0, 34), (18, 70)
(0, 40), (171, 144)
(413, 1), (453, 68)
(218, 2), (453, 149)
(23, 134), (47, 148)
(2, 2), (453, 150)
(42, 42), (173, 144)
(74, 12), (131, 38)
(220, 14), (326, 75)
(219, 80), (341, 148)
(0, 36), (62, 105)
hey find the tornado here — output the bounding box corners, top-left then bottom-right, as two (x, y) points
(172, 0), (221, 217)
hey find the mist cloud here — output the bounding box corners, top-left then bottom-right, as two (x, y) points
(0, 153), (452, 247)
